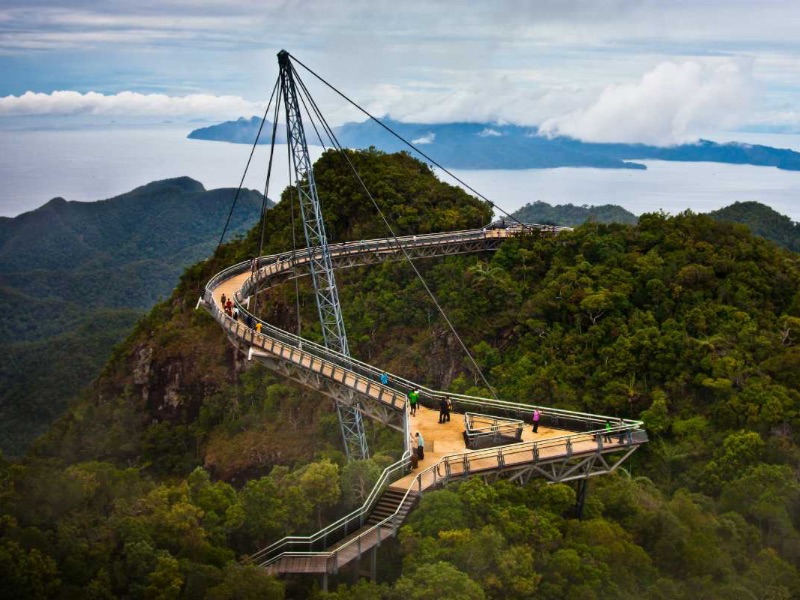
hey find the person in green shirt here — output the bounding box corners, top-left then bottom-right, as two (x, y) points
(408, 389), (419, 416)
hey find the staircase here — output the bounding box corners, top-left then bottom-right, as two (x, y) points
(264, 487), (418, 575)
(366, 487), (418, 527)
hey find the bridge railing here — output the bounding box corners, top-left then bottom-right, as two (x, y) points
(211, 277), (641, 439)
(463, 412), (524, 448)
(205, 236), (642, 434)
(257, 424), (646, 572)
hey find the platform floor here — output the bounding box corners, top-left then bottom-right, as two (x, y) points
(391, 402), (569, 490)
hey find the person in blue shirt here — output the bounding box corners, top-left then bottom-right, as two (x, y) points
(380, 372), (389, 385)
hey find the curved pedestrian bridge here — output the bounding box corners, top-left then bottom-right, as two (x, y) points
(200, 224), (647, 579)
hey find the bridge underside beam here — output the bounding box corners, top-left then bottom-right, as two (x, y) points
(486, 446), (638, 485)
(236, 340), (406, 432)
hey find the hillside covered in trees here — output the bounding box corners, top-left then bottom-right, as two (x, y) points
(0, 178), (266, 456)
(2, 149), (800, 599)
(710, 200), (800, 253)
(512, 200), (638, 226)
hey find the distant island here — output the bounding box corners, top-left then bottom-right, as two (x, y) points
(189, 116), (800, 171)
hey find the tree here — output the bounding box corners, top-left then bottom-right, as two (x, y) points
(299, 460), (341, 528)
(205, 564), (284, 600)
(391, 562), (485, 600)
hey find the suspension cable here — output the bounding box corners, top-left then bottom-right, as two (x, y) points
(288, 52), (532, 231)
(215, 76), (280, 253)
(291, 65), (500, 399)
(296, 83), (328, 151)
(258, 84), (284, 257)
(253, 85), (284, 320)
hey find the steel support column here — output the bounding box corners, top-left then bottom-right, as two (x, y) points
(278, 49), (369, 460)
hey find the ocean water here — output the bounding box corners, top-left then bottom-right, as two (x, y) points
(0, 125), (320, 217)
(1, 125), (799, 221)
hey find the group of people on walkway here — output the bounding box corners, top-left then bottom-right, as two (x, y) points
(220, 293), (263, 330)
(220, 293), (234, 317)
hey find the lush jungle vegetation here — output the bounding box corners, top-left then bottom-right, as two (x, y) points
(2, 149), (800, 599)
(710, 200), (800, 253)
(0, 178), (265, 456)
(512, 200), (638, 226)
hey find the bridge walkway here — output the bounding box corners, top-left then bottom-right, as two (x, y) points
(203, 226), (647, 578)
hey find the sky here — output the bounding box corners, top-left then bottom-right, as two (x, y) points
(1, 1), (800, 145)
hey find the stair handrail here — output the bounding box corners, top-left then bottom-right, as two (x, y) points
(251, 448), (413, 563)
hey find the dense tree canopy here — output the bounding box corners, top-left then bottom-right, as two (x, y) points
(3, 150), (800, 598)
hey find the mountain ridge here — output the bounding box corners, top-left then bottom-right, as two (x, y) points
(0, 177), (271, 456)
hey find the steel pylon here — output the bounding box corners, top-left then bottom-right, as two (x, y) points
(277, 50), (369, 460)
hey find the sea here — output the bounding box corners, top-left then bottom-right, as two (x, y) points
(1, 125), (799, 221)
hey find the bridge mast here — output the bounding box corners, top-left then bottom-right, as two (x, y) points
(277, 50), (369, 460)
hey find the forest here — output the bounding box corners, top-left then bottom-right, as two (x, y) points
(0, 178), (265, 456)
(2, 149), (800, 599)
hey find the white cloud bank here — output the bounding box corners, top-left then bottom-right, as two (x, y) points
(0, 90), (260, 118)
(539, 60), (754, 146)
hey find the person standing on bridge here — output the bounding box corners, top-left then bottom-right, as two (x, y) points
(532, 409), (541, 433)
(409, 433), (419, 469)
(380, 372), (389, 386)
(415, 432), (424, 460)
(617, 418), (627, 444)
(438, 397), (448, 423)
(409, 389), (419, 416)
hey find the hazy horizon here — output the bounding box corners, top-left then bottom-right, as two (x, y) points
(2, 126), (800, 222)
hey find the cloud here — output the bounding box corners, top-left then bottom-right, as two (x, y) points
(0, 90), (261, 117)
(365, 77), (592, 127)
(478, 127), (503, 137)
(411, 132), (435, 144)
(538, 60), (755, 145)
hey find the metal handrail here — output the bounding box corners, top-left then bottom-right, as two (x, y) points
(202, 225), (642, 569)
(464, 412), (524, 446)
